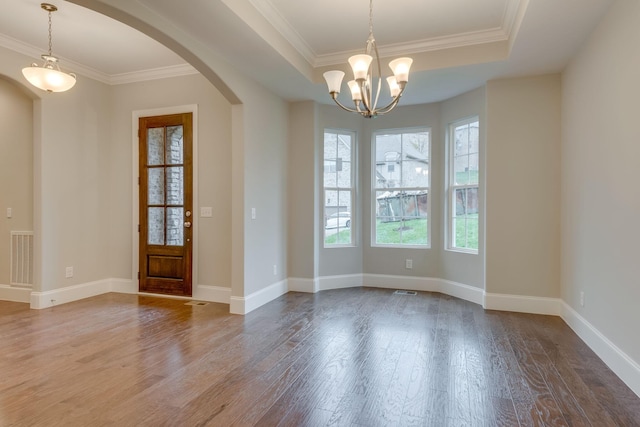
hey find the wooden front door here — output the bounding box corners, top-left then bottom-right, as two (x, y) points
(138, 113), (193, 296)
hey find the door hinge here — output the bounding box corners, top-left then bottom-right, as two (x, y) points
(138, 224), (140, 232)
(137, 272), (140, 280)
(138, 176), (140, 185)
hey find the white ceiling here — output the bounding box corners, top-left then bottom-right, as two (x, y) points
(0, 0), (615, 105)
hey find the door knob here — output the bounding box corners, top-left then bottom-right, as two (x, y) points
(184, 221), (192, 228)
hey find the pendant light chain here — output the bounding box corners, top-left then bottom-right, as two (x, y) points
(47, 9), (53, 57)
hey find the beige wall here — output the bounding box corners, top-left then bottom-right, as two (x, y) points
(288, 101), (318, 279)
(38, 74), (113, 291)
(0, 78), (33, 285)
(241, 83), (289, 295)
(317, 104), (364, 277)
(485, 74), (561, 297)
(439, 87), (486, 288)
(562, 0), (640, 363)
(293, 94), (487, 284)
(110, 74), (233, 290)
(362, 103), (443, 277)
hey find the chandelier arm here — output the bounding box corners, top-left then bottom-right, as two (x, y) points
(330, 93), (362, 114)
(357, 79), (372, 115)
(370, 85), (406, 115)
(324, 0), (411, 118)
(375, 93), (405, 115)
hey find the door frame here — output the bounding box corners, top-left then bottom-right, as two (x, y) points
(131, 105), (199, 294)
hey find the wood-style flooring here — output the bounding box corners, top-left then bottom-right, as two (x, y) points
(0, 288), (638, 426)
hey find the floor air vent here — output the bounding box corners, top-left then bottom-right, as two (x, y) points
(394, 290), (417, 296)
(185, 301), (209, 306)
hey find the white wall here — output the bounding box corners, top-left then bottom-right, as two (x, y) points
(562, 0), (640, 366)
(0, 78), (33, 285)
(486, 74), (561, 298)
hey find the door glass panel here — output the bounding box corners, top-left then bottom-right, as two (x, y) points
(166, 167), (184, 205)
(147, 168), (165, 205)
(147, 128), (164, 166)
(166, 125), (184, 165)
(167, 207), (184, 246)
(148, 207), (165, 245)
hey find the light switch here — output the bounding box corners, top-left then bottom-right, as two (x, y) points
(200, 207), (213, 217)
(251, 208), (256, 220)
(6, 208), (11, 218)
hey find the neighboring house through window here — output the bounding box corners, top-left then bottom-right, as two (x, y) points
(373, 128), (430, 247)
(448, 118), (479, 252)
(324, 130), (355, 246)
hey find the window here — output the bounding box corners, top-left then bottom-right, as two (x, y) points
(373, 129), (430, 247)
(324, 130), (355, 246)
(448, 118), (479, 252)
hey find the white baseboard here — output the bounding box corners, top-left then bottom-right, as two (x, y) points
(287, 277), (318, 293)
(562, 302), (640, 398)
(318, 274), (363, 291)
(30, 279), (112, 309)
(0, 284), (31, 303)
(13, 277), (232, 310)
(363, 274), (484, 306)
(483, 292), (562, 315)
(194, 284), (231, 304)
(230, 279), (288, 315)
(110, 278), (136, 294)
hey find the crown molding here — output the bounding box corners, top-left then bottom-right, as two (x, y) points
(109, 64), (199, 85)
(248, 0), (316, 65)
(0, 33), (196, 86)
(250, 0), (528, 69)
(314, 27), (508, 68)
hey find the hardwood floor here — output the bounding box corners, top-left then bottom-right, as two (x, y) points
(0, 288), (638, 426)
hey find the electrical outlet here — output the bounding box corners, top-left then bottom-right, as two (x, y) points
(580, 291), (584, 307)
(405, 259), (413, 269)
(273, 264), (277, 276)
(65, 266), (73, 278)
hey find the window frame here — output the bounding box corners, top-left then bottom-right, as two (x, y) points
(371, 127), (431, 249)
(323, 129), (356, 248)
(446, 116), (480, 254)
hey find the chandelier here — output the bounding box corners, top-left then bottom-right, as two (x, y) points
(22, 3), (76, 93)
(322, 0), (413, 118)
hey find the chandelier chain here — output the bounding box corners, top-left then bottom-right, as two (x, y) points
(369, 0), (374, 39)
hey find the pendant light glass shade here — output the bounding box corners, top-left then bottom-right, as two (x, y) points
(22, 56), (76, 93)
(23, 3), (76, 93)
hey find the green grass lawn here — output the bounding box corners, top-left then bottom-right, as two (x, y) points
(324, 227), (352, 245)
(454, 213), (478, 250)
(376, 218), (428, 245)
(325, 214), (478, 248)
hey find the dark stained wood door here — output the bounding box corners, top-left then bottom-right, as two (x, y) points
(138, 113), (193, 296)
